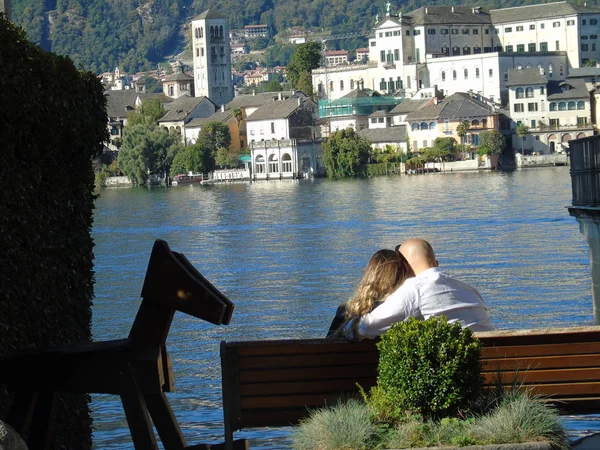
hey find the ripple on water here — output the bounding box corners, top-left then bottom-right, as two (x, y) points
(91, 168), (594, 449)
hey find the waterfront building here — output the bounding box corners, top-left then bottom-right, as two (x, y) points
(185, 107), (242, 150)
(244, 24), (269, 38)
(250, 139), (324, 180)
(312, 2), (599, 102)
(507, 67), (594, 154)
(324, 50), (350, 66)
(191, 10), (234, 106)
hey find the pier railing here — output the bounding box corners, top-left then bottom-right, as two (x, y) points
(569, 135), (600, 207)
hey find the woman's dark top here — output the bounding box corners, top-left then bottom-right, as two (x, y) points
(326, 301), (383, 338)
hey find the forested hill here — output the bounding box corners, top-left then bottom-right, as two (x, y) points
(9, 0), (596, 74)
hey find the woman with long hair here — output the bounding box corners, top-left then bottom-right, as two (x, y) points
(326, 249), (412, 338)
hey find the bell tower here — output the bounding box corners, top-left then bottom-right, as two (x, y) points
(191, 10), (234, 105)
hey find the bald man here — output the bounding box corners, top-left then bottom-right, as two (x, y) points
(347, 238), (494, 340)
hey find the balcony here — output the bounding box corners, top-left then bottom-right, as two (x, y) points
(383, 63), (396, 69)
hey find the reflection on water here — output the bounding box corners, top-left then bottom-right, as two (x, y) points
(91, 167), (596, 448)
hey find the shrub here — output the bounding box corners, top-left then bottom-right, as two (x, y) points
(372, 316), (483, 422)
(292, 399), (376, 450)
(472, 390), (569, 450)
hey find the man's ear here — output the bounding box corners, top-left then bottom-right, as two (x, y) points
(435, 259), (439, 267)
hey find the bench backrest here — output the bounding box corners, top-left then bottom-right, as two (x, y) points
(220, 326), (600, 437)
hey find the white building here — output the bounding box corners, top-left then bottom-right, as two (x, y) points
(507, 67), (594, 154)
(312, 2), (599, 103)
(191, 10), (234, 106)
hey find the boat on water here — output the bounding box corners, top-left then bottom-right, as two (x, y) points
(172, 174), (206, 186)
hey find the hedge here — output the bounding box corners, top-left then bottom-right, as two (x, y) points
(0, 13), (108, 449)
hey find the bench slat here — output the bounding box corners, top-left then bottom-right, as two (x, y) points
(481, 354), (600, 371)
(481, 342), (600, 358)
(240, 365), (378, 383)
(482, 367), (600, 385)
(239, 378), (376, 396)
(238, 352), (378, 369)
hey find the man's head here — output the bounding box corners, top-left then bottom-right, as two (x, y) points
(397, 238), (438, 275)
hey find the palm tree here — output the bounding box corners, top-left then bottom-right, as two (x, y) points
(456, 120), (471, 160)
(516, 123), (530, 155)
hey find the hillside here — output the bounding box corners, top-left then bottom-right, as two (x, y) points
(8, 0), (596, 74)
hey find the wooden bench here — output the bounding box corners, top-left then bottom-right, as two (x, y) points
(220, 326), (600, 448)
(0, 239), (244, 450)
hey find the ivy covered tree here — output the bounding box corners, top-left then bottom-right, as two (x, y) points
(127, 99), (166, 127)
(323, 128), (371, 178)
(117, 123), (182, 185)
(287, 41), (321, 88)
(296, 71), (314, 97)
(477, 129), (506, 156)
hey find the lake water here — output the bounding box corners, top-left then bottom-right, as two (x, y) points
(91, 167), (597, 449)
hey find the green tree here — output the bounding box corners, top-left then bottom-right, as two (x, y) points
(296, 71), (314, 97)
(127, 99), (166, 127)
(433, 137), (457, 160)
(516, 123), (530, 154)
(477, 129), (506, 156)
(199, 122), (232, 155)
(171, 142), (215, 175)
(265, 78), (284, 92)
(323, 128), (371, 178)
(118, 122), (182, 185)
(585, 59), (598, 67)
(456, 120), (471, 145)
(215, 147), (241, 168)
(287, 41), (321, 88)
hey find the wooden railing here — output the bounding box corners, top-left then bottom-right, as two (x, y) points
(570, 135), (600, 207)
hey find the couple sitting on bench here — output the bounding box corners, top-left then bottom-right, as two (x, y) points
(327, 238), (495, 339)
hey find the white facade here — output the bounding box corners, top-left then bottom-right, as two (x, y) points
(191, 10), (234, 106)
(247, 117), (290, 141)
(251, 140), (298, 180)
(312, 3), (600, 102)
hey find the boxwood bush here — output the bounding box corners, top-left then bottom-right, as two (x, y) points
(0, 12), (107, 449)
(371, 316), (483, 422)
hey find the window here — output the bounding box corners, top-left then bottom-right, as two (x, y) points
(485, 29), (490, 34)
(517, 44), (525, 53)
(548, 64), (554, 78)
(474, 46), (482, 54)
(370, 41), (376, 47)
(556, 40), (560, 50)
(514, 104), (524, 112)
(428, 29), (436, 35)
(441, 29), (449, 35)
(422, 140), (428, 148)
(559, 64), (564, 76)
(505, 27), (512, 33)
(568, 101), (576, 110)
(379, 33), (383, 37)
(412, 123), (419, 131)
(429, 122), (436, 130)
(388, 78), (394, 91)
(476, 68), (480, 79)
(540, 86), (545, 94)
(567, 19), (575, 26)
(462, 29), (469, 34)
(441, 71), (446, 82)
(473, 29), (479, 35)
(541, 23), (545, 29)
(540, 42), (548, 52)
(526, 87), (534, 98)
(578, 117), (588, 126)
(582, 44), (589, 51)
(528, 103), (538, 112)
(516, 26), (524, 31)
(530, 24), (535, 30)
(549, 118), (560, 127)
(282, 154), (292, 173)
(453, 46), (460, 56)
(350, 80), (354, 90)
(397, 77), (402, 89)
(592, 35), (598, 39)
(371, 118), (377, 124)
(413, 30), (421, 35)
(516, 88), (525, 99)
(464, 68), (468, 79)
(421, 122), (429, 130)
(550, 102), (557, 111)
(528, 43), (536, 52)
(577, 101), (585, 110)
(340, 80), (344, 91)
(385, 31), (392, 37)
(330, 81), (334, 91)
(531, 120), (536, 128)
(444, 119), (450, 131)
(407, 76), (411, 88)
(594, 44), (597, 51)
(489, 68), (493, 77)
(453, 70), (457, 80)
(591, 19), (598, 25)
(379, 78), (386, 90)
(271, 122), (275, 133)
(463, 46), (471, 55)
(380, 50), (385, 62)
(406, 30), (410, 35)
(506, 45), (514, 52)
(451, 28), (459, 35)
(441, 45), (449, 56)
(394, 49), (400, 60)
(558, 101), (566, 111)
(553, 22), (561, 27)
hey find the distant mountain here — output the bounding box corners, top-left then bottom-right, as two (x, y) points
(8, 0), (596, 74)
